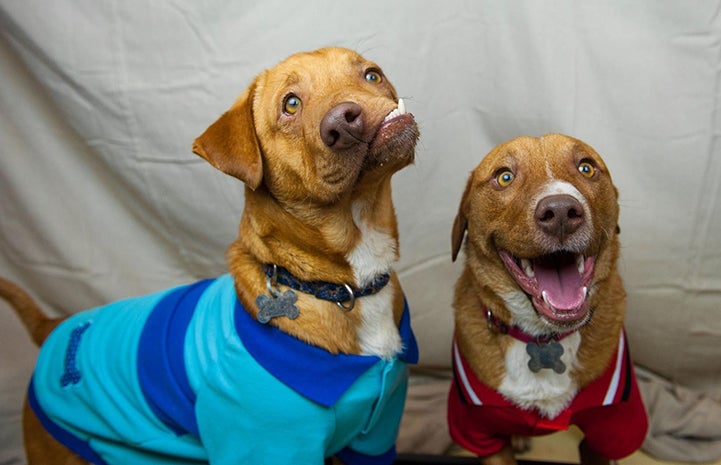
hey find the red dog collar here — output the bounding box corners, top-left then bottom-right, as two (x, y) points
(485, 308), (576, 344)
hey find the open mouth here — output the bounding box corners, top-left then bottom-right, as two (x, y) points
(499, 249), (595, 327)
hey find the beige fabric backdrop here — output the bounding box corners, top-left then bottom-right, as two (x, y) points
(1, 2), (720, 463)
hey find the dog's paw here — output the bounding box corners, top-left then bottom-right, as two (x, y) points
(511, 435), (532, 454)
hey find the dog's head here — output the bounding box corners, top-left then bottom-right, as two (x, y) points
(452, 134), (621, 334)
(192, 47), (419, 205)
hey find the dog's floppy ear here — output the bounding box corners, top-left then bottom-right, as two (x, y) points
(192, 83), (263, 190)
(451, 211), (467, 262)
(451, 175), (474, 262)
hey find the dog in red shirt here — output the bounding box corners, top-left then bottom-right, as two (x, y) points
(449, 134), (647, 465)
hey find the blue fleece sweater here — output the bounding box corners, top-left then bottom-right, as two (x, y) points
(29, 274), (418, 465)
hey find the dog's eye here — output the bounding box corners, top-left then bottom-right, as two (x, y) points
(495, 169), (515, 188)
(364, 69), (383, 84)
(283, 94), (302, 115)
(578, 161), (596, 178)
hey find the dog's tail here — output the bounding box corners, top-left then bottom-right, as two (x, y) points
(0, 277), (62, 346)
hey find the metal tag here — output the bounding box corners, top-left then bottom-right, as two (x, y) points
(255, 290), (299, 324)
(526, 340), (566, 374)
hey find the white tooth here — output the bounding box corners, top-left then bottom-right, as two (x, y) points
(398, 98), (406, 115)
(521, 259), (534, 277)
(542, 290), (551, 306)
(577, 255), (585, 274)
(582, 286), (588, 299)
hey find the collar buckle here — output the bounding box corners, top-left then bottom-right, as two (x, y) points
(336, 284), (355, 311)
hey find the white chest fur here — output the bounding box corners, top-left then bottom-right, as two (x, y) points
(497, 332), (582, 419)
(346, 202), (402, 359)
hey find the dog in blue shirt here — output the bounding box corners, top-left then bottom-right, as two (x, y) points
(1, 47), (419, 465)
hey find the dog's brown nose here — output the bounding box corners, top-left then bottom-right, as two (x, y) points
(320, 102), (364, 149)
(535, 194), (585, 241)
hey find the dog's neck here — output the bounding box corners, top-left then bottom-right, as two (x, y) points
(225, 177), (404, 355)
(246, 180), (397, 274)
(485, 308), (577, 344)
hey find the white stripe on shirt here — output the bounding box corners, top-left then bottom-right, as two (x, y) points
(453, 341), (483, 406)
(602, 331), (625, 406)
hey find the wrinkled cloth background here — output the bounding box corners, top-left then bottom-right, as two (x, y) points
(1, 2), (720, 464)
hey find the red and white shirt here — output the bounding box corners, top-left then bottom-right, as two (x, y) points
(448, 331), (648, 459)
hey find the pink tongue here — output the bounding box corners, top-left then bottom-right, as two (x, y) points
(533, 255), (584, 311)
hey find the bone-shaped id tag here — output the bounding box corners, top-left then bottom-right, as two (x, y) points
(526, 340), (566, 374)
(256, 290), (299, 324)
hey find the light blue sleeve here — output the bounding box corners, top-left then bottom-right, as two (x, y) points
(194, 378), (333, 464)
(336, 362), (409, 465)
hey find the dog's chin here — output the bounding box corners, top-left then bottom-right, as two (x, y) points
(499, 249), (595, 330)
(532, 293), (592, 333)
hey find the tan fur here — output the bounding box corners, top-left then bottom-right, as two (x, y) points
(0, 280), (79, 463)
(0, 278), (63, 346)
(451, 134), (625, 465)
(22, 400), (86, 465)
(3, 47), (418, 464)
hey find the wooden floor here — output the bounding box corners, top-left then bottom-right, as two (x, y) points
(398, 427), (721, 465)
(512, 427), (720, 465)
(396, 455), (559, 465)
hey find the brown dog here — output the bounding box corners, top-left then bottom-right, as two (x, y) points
(448, 134), (647, 465)
(1, 47), (419, 465)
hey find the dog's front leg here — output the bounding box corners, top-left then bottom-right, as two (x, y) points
(481, 444), (517, 465)
(579, 439), (613, 465)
